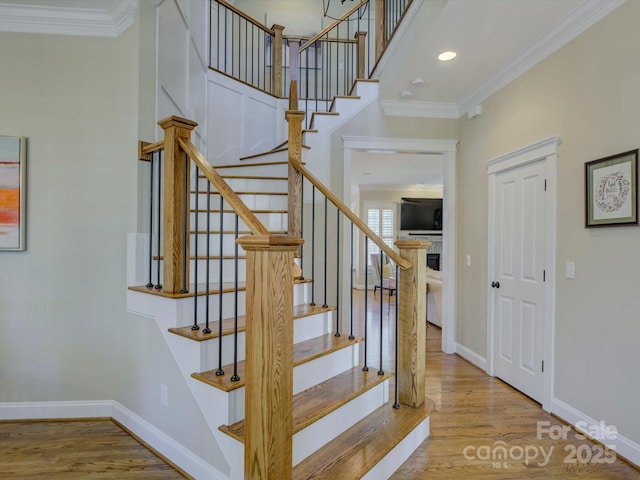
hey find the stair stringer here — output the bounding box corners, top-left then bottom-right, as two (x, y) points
(126, 289), (236, 478)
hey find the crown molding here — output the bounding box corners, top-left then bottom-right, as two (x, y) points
(457, 0), (627, 116)
(0, 0), (137, 37)
(380, 99), (460, 119)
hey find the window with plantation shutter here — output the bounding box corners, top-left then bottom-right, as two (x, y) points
(366, 205), (395, 266)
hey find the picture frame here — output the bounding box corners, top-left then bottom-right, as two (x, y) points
(585, 149), (638, 228)
(0, 136), (26, 250)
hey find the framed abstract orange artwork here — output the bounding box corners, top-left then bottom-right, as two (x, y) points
(0, 136), (26, 250)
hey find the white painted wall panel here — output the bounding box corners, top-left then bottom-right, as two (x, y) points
(158, 0), (189, 115)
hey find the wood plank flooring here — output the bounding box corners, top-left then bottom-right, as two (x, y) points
(0, 419), (187, 479)
(2, 289), (638, 479)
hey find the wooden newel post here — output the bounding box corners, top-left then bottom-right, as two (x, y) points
(271, 24), (285, 98)
(286, 101), (305, 238)
(158, 116), (198, 294)
(394, 239), (431, 407)
(375, 0), (387, 59)
(238, 234), (304, 480)
(355, 31), (367, 79)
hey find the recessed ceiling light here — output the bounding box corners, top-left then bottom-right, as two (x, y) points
(438, 51), (457, 61)
(400, 90), (414, 98)
(410, 78), (425, 87)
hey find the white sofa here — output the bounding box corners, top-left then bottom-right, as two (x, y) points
(426, 267), (442, 327)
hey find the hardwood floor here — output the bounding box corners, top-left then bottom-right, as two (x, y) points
(0, 419), (188, 479)
(1, 289), (638, 479)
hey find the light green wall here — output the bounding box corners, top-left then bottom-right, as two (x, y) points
(0, 21), (220, 465)
(457, 0), (640, 443)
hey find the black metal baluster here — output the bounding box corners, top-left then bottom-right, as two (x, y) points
(393, 263), (400, 408)
(146, 152), (154, 288)
(231, 213), (240, 382)
(182, 155), (190, 294)
(349, 222), (354, 340)
(155, 150), (162, 290)
(216, 196), (225, 376)
(322, 196), (328, 308)
(310, 185), (316, 306)
(378, 252), (384, 375)
(244, 18), (248, 83)
(334, 209), (340, 336)
(192, 164), (200, 331)
(363, 236), (369, 371)
(203, 180), (212, 334)
(299, 179), (304, 280)
(223, 5), (227, 72)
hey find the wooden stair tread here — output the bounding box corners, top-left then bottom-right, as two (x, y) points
(128, 278), (311, 299)
(211, 161), (289, 169)
(193, 330), (358, 393)
(169, 304), (335, 342)
(191, 208), (287, 214)
(292, 399), (435, 480)
(219, 367), (392, 441)
(219, 175), (288, 180)
(191, 190), (287, 196)
(189, 230), (286, 235)
(153, 254), (248, 260)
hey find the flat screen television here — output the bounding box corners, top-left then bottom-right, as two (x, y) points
(400, 197), (443, 232)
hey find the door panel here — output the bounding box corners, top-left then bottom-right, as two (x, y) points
(492, 160), (546, 402)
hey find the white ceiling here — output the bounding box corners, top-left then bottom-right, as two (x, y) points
(378, 0), (625, 118)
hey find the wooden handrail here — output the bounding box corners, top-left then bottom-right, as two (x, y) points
(299, 0), (368, 53)
(288, 160), (411, 270)
(214, 0), (275, 34)
(142, 140), (164, 154)
(178, 138), (269, 236)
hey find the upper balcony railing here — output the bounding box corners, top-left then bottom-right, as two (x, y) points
(209, 0), (412, 105)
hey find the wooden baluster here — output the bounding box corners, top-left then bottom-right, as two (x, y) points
(355, 31), (367, 79)
(271, 24), (285, 97)
(238, 234), (304, 480)
(158, 116), (197, 294)
(395, 239), (431, 407)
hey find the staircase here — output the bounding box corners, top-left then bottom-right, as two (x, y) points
(127, 1), (432, 477)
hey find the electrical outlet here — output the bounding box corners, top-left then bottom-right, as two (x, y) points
(466, 255), (471, 267)
(160, 384), (168, 406)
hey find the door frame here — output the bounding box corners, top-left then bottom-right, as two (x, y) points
(486, 137), (560, 412)
(342, 136), (458, 354)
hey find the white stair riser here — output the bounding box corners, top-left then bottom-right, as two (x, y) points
(190, 234), (245, 258)
(211, 163), (288, 177)
(175, 282), (309, 327)
(292, 379), (390, 466)
(293, 310), (334, 343)
(194, 309), (335, 373)
(219, 178), (287, 192)
(212, 342), (362, 425)
(188, 258), (247, 284)
(190, 193), (288, 211)
(191, 212), (288, 231)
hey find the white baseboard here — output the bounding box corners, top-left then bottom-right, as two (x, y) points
(551, 397), (640, 468)
(0, 400), (228, 480)
(455, 343), (487, 372)
(0, 400), (113, 420)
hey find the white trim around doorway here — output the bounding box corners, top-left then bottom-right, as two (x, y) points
(342, 136), (458, 354)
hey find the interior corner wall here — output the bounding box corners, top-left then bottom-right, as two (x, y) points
(0, 21), (222, 466)
(456, 1), (640, 446)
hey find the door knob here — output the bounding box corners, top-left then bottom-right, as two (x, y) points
(491, 281), (501, 288)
